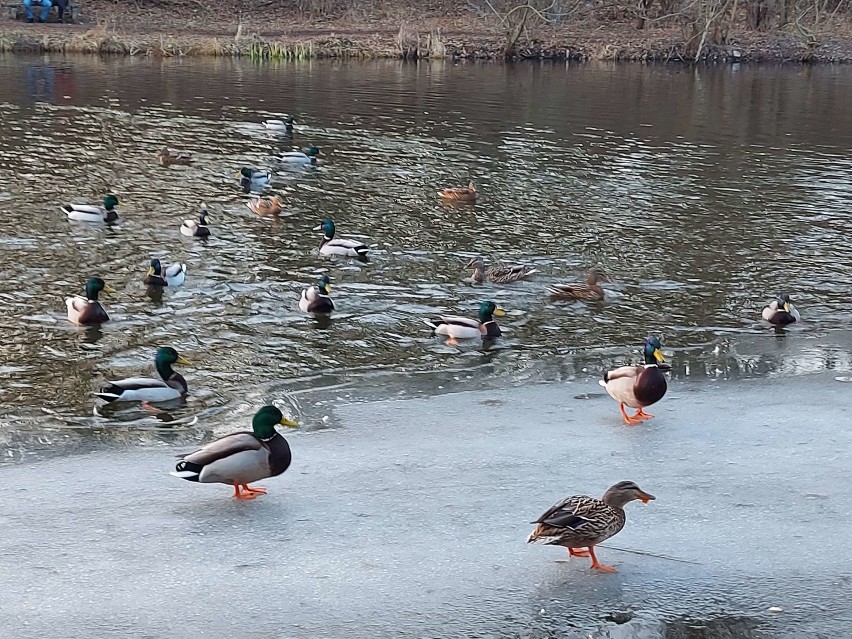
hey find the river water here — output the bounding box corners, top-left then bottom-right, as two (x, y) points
(1, 55), (851, 637)
(2, 56), (851, 455)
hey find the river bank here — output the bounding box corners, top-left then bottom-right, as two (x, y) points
(1, 0), (851, 63)
(2, 372), (851, 637)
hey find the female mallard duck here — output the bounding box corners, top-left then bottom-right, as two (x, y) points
(180, 211), (211, 238)
(143, 258), (186, 287)
(299, 275), (334, 313)
(762, 293), (800, 326)
(94, 346), (190, 403)
(246, 195), (285, 216)
(263, 115), (295, 131)
(278, 146), (319, 165)
(65, 277), (114, 325)
(60, 195), (119, 223)
(599, 336), (668, 425)
(156, 148), (193, 166)
(548, 270), (609, 301)
(170, 405), (298, 499)
(424, 301), (505, 346)
(315, 218), (369, 260)
(527, 481), (655, 573)
(438, 181), (477, 203)
(466, 257), (537, 284)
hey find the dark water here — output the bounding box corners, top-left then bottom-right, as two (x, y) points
(1, 56), (852, 456)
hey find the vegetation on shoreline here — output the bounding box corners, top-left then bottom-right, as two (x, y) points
(0, 0), (849, 62)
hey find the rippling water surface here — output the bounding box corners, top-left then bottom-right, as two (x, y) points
(1, 56), (851, 458)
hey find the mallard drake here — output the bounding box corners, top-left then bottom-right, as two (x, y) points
(466, 257), (537, 284)
(238, 167), (271, 193)
(60, 195), (119, 223)
(246, 195), (285, 216)
(239, 167), (271, 184)
(95, 346), (190, 403)
(599, 336), (668, 425)
(527, 481), (655, 573)
(65, 277), (114, 325)
(315, 218), (369, 260)
(170, 405), (298, 499)
(424, 301), (505, 346)
(762, 293), (801, 326)
(143, 258), (186, 287)
(263, 115), (295, 131)
(299, 275), (334, 313)
(438, 181), (477, 203)
(548, 270), (609, 301)
(180, 211), (211, 238)
(156, 148), (193, 166)
(278, 146), (319, 164)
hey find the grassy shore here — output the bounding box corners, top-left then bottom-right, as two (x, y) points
(1, 0), (850, 62)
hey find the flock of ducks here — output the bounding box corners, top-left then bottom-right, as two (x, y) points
(53, 114), (805, 573)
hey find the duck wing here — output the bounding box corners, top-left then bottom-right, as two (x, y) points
(181, 432), (263, 466)
(437, 315), (481, 330)
(163, 262), (186, 278)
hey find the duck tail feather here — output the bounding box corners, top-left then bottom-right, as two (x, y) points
(171, 459), (203, 481)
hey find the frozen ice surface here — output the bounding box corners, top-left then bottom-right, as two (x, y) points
(1, 373), (850, 638)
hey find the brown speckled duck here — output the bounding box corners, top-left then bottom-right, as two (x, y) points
(246, 195), (285, 216)
(156, 148), (193, 166)
(466, 257), (537, 284)
(527, 481), (655, 573)
(438, 181), (477, 203)
(548, 270), (609, 301)
(599, 336), (668, 425)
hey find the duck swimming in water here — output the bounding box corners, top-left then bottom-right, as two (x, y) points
(762, 293), (800, 326)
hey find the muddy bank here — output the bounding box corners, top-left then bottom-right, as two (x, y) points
(1, 372), (851, 637)
(0, 1), (851, 62)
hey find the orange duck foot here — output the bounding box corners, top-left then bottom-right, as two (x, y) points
(619, 404), (645, 425)
(635, 408), (655, 420)
(568, 548), (591, 557)
(241, 484), (267, 494)
(588, 547), (617, 573)
(232, 485), (259, 499)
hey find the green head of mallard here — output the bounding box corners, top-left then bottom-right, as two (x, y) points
(643, 336), (665, 366)
(154, 346), (189, 379)
(314, 218), (336, 240)
(85, 277), (115, 301)
(602, 481), (656, 508)
(478, 301), (506, 323)
(317, 274), (332, 295)
(303, 146), (320, 157)
(148, 258), (162, 277)
(252, 405), (298, 439)
(776, 292), (793, 313)
(103, 194), (119, 210)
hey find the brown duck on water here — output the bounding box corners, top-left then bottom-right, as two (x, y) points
(438, 181), (477, 203)
(527, 481), (655, 573)
(547, 269), (609, 301)
(466, 257), (537, 284)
